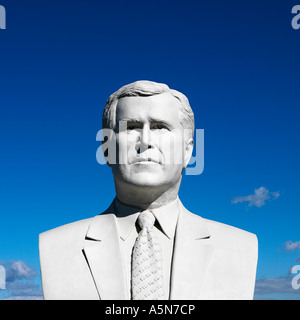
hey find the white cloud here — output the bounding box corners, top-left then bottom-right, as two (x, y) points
(1, 260), (36, 282)
(254, 275), (300, 296)
(4, 281), (43, 299)
(0, 260), (43, 300)
(3, 295), (43, 300)
(231, 186), (280, 208)
(283, 241), (300, 252)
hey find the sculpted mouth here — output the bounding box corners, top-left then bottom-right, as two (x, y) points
(133, 158), (161, 164)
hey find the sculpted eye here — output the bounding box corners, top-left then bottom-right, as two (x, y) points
(128, 125), (137, 130)
(152, 123), (169, 130)
(127, 123), (141, 130)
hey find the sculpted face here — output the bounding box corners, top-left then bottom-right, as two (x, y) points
(111, 93), (192, 190)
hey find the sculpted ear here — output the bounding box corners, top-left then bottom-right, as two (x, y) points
(184, 138), (194, 168)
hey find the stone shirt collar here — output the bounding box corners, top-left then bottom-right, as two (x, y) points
(114, 197), (180, 241)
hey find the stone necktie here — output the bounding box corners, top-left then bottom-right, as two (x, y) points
(131, 210), (164, 300)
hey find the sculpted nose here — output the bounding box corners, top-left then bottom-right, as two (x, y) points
(138, 125), (154, 153)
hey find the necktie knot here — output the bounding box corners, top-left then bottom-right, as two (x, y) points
(137, 211), (155, 230)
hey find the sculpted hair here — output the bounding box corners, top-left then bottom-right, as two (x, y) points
(102, 80), (195, 139)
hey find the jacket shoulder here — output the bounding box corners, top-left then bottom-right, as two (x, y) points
(187, 213), (258, 299)
(39, 201), (116, 245)
(181, 203), (257, 250)
(204, 218), (258, 251)
(39, 217), (101, 300)
(39, 217), (93, 250)
(181, 205), (258, 260)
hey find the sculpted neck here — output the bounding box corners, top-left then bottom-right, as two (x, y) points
(114, 179), (182, 210)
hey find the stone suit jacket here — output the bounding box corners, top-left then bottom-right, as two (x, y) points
(39, 200), (258, 300)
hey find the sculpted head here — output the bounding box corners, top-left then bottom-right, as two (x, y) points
(102, 80), (195, 207)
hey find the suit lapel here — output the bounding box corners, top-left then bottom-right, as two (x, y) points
(170, 202), (214, 300)
(82, 211), (127, 300)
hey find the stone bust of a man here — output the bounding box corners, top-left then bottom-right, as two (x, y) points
(39, 80), (258, 300)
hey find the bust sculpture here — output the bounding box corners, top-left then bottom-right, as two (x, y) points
(39, 80), (258, 300)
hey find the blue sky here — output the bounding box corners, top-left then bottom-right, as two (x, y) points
(0, 0), (300, 299)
